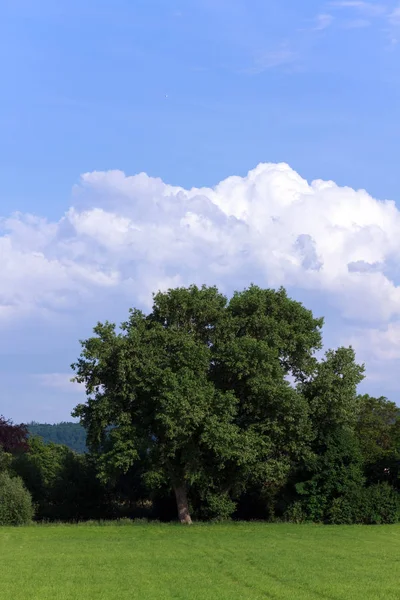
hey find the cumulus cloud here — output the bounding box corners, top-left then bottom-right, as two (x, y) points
(2, 161), (400, 404)
(2, 162), (400, 323)
(0, 212), (119, 321)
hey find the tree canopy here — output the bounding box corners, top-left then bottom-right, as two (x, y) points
(72, 284), (362, 523)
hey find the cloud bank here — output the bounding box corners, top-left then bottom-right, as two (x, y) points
(1, 162), (400, 418)
(2, 162), (400, 320)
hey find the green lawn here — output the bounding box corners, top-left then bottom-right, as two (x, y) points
(1, 522), (399, 599)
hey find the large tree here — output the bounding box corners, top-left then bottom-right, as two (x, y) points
(72, 284), (324, 523)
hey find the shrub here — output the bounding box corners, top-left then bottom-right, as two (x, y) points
(328, 494), (358, 524)
(328, 483), (400, 525)
(0, 472), (34, 525)
(283, 501), (308, 524)
(360, 483), (400, 524)
(201, 492), (236, 521)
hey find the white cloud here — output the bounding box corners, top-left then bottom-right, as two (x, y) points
(314, 14), (335, 30)
(345, 321), (400, 395)
(2, 162), (400, 322)
(329, 1), (387, 17)
(329, 1), (400, 47)
(341, 18), (372, 27)
(35, 373), (85, 393)
(3, 162), (400, 394)
(0, 209), (120, 321)
(250, 45), (297, 73)
(389, 5), (400, 24)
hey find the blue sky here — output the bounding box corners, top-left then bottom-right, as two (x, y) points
(2, 0), (400, 423)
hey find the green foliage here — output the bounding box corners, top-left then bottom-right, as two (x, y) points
(356, 394), (400, 464)
(71, 284), (325, 522)
(283, 501), (308, 524)
(280, 343), (367, 524)
(289, 428), (366, 522)
(361, 483), (400, 524)
(12, 436), (108, 521)
(299, 347), (365, 444)
(27, 422), (87, 453)
(223, 285), (324, 382)
(285, 421), (400, 525)
(196, 491), (237, 521)
(329, 483), (400, 525)
(0, 471), (34, 525)
(0, 447), (12, 473)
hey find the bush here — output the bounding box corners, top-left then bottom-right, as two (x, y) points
(328, 483), (400, 525)
(360, 484), (400, 524)
(328, 494), (358, 524)
(283, 501), (308, 524)
(201, 492), (236, 521)
(0, 472), (34, 525)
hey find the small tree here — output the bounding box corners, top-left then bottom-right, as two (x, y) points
(0, 472), (34, 525)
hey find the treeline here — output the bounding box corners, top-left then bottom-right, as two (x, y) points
(27, 422), (87, 454)
(1, 285), (400, 525)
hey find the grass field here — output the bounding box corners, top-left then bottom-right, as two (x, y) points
(1, 522), (399, 599)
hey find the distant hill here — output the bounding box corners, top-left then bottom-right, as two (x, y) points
(27, 422), (87, 454)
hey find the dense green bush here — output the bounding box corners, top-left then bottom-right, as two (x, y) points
(283, 501), (309, 524)
(362, 483), (400, 524)
(0, 472), (34, 525)
(328, 495), (356, 524)
(328, 483), (400, 525)
(199, 492), (236, 521)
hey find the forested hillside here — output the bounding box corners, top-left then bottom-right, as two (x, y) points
(27, 422), (87, 453)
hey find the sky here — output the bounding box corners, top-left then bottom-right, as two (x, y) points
(2, 0), (400, 423)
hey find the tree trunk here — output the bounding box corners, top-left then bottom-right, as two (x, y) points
(174, 484), (192, 524)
